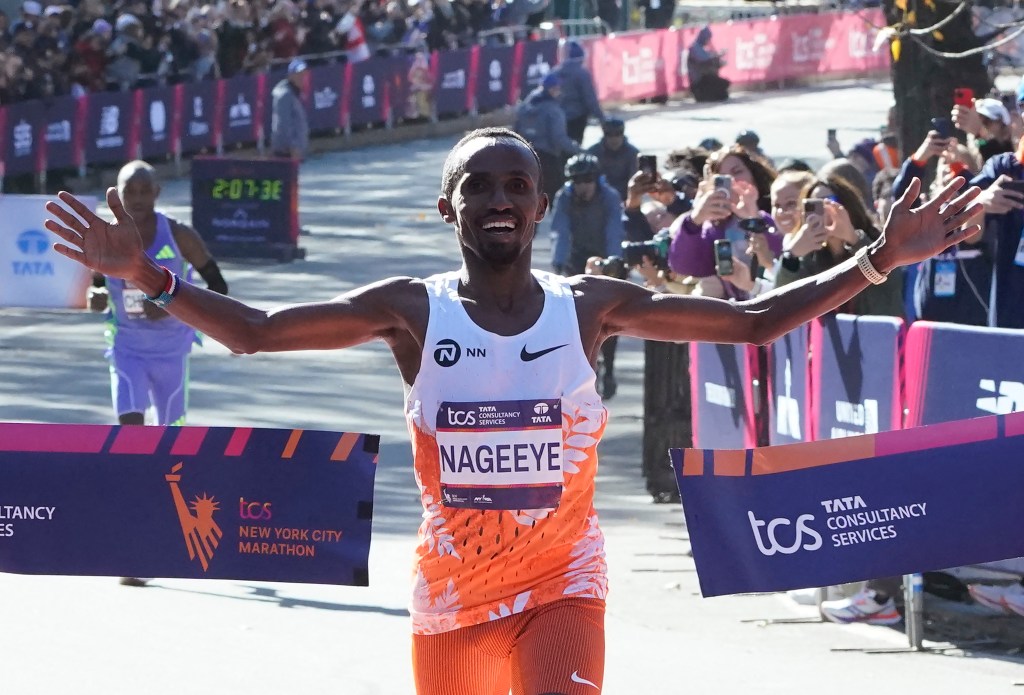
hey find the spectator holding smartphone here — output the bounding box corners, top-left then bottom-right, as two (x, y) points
(666, 146), (782, 299)
(953, 96), (1015, 163)
(776, 174), (903, 317)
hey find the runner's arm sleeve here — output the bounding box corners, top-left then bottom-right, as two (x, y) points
(196, 259), (228, 295)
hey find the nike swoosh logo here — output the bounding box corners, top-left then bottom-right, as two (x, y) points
(520, 344), (568, 361)
(571, 671), (599, 689)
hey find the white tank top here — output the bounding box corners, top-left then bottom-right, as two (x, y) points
(405, 269), (609, 635)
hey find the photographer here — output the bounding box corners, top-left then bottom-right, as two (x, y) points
(623, 167), (693, 244)
(550, 154), (625, 277)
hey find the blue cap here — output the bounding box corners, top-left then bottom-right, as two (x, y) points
(567, 40), (585, 60)
(542, 73), (560, 89)
(1016, 78), (1024, 105)
(288, 58), (308, 75)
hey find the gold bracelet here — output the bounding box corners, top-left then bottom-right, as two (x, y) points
(854, 246), (887, 285)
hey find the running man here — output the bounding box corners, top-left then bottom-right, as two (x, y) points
(46, 128), (979, 695)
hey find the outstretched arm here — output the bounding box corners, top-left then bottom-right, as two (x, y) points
(46, 188), (416, 355)
(596, 177), (981, 346)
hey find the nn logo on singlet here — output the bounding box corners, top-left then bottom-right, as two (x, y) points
(433, 339), (486, 367)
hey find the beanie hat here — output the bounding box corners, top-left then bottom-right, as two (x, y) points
(566, 40), (585, 60)
(542, 73), (560, 90)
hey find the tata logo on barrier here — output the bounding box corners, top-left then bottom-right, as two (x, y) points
(976, 379), (1024, 415)
(747, 511), (822, 556)
(314, 87), (337, 111)
(166, 462), (223, 571)
(239, 497), (272, 520)
(488, 60), (503, 92)
(526, 53), (550, 86)
(150, 100), (167, 138)
(14, 230), (54, 276)
(45, 119), (71, 144)
(362, 75), (376, 108)
(229, 94), (253, 125)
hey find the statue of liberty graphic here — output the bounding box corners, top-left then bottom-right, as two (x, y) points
(166, 462), (223, 571)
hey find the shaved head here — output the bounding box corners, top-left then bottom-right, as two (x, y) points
(117, 160), (158, 188)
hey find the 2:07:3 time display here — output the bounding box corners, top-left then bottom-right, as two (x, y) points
(211, 177), (284, 201)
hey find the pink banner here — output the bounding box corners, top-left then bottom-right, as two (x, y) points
(590, 10), (887, 102)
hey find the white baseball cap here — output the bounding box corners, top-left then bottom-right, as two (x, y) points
(975, 97), (1010, 125)
(22, 1), (42, 16)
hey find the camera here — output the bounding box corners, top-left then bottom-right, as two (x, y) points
(621, 228), (671, 270)
(591, 255), (629, 280)
(738, 217), (768, 236)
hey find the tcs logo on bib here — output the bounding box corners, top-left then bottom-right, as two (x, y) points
(747, 511), (822, 556)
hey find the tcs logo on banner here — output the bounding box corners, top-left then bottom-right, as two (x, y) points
(239, 497), (273, 520)
(747, 511), (823, 556)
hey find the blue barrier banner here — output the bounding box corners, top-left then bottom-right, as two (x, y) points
(810, 314), (904, 439)
(906, 321), (1024, 427)
(476, 44), (515, 112)
(3, 99), (42, 176)
(84, 90), (135, 165)
(435, 48), (472, 117)
(517, 39), (559, 100)
(138, 85), (176, 159)
(347, 58), (390, 127)
(40, 95), (79, 171)
(767, 326), (810, 445)
(179, 80), (218, 156)
(689, 342), (759, 449)
(221, 74), (261, 146)
(671, 412), (1024, 597)
(307, 64), (344, 133)
(0, 423), (377, 585)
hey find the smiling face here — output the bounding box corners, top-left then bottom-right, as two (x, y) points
(438, 137), (547, 269)
(770, 179), (803, 235)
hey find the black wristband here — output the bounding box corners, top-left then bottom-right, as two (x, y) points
(781, 252), (801, 272)
(197, 259), (228, 295)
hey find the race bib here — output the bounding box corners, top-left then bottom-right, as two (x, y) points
(436, 398), (563, 510)
(933, 260), (956, 297)
(122, 285), (147, 318)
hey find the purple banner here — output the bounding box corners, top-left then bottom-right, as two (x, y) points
(434, 48), (472, 117)
(0, 423), (377, 585)
(41, 96), (80, 171)
(906, 321), (1024, 427)
(810, 315), (903, 440)
(768, 326), (810, 445)
(179, 80), (219, 155)
(220, 74), (260, 147)
(518, 38), (559, 100)
(476, 44), (515, 113)
(689, 343), (759, 449)
(3, 100), (42, 176)
(306, 63), (345, 133)
(137, 86), (176, 160)
(672, 412), (1024, 597)
(347, 59), (390, 127)
(84, 91), (134, 165)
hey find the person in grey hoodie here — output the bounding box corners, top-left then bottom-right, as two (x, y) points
(551, 40), (604, 143)
(514, 73), (579, 201)
(271, 58), (310, 160)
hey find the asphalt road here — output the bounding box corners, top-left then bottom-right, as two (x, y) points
(3, 79), (1023, 693)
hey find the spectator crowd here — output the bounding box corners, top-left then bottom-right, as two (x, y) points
(0, 0), (578, 104)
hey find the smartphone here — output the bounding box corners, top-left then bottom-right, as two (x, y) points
(713, 174), (733, 194)
(953, 87), (974, 108)
(738, 217), (768, 235)
(930, 117), (952, 139)
(714, 239), (734, 276)
(803, 198), (825, 218)
(638, 154), (657, 177)
(827, 128), (837, 140)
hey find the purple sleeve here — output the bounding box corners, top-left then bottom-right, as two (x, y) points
(762, 212), (784, 255)
(668, 214), (717, 277)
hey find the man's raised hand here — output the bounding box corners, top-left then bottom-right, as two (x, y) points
(876, 176), (982, 269)
(44, 188), (145, 280)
